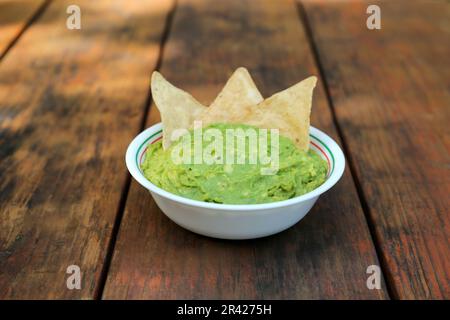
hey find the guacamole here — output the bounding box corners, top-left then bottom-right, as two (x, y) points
(141, 124), (327, 204)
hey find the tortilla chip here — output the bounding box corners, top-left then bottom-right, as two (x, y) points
(245, 76), (317, 151)
(151, 71), (207, 149)
(151, 69), (316, 152)
(201, 67), (263, 125)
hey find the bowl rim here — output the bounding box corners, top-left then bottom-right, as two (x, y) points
(125, 122), (345, 211)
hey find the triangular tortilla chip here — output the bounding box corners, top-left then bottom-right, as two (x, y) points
(151, 70), (316, 151)
(201, 67), (263, 125)
(245, 76), (317, 151)
(151, 71), (207, 149)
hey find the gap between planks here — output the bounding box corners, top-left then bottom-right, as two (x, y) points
(0, 0), (52, 61)
(296, 1), (396, 299)
(94, 0), (179, 300)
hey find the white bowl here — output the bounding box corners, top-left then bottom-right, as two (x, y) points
(126, 123), (345, 240)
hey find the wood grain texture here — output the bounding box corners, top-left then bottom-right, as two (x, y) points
(0, 0), (46, 56)
(103, 0), (388, 299)
(0, 0), (173, 299)
(302, 0), (450, 299)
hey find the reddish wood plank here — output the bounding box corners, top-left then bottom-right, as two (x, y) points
(302, 0), (450, 299)
(0, 0), (173, 299)
(0, 0), (46, 56)
(103, 0), (388, 299)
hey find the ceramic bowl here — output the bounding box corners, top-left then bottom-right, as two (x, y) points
(126, 123), (345, 239)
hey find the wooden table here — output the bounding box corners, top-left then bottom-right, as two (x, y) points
(0, 0), (448, 300)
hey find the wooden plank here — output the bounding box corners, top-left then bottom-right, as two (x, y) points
(103, 0), (389, 299)
(0, 0), (174, 299)
(302, 0), (450, 299)
(0, 0), (46, 57)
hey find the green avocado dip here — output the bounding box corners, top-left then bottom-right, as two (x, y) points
(141, 123), (327, 204)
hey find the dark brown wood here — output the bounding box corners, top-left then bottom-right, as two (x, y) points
(103, 0), (388, 299)
(0, 0), (174, 299)
(0, 0), (46, 56)
(302, 0), (450, 299)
